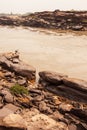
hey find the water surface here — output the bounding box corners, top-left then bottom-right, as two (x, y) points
(0, 26), (87, 80)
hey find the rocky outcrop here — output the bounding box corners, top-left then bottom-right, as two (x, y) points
(38, 70), (87, 130)
(0, 10), (87, 31)
(0, 52), (36, 81)
(39, 71), (87, 103)
(0, 52), (87, 130)
(0, 52), (33, 129)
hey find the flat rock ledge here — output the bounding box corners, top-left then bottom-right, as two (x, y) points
(0, 52), (36, 81)
(39, 71), (87, 103)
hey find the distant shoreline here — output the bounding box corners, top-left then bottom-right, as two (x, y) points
(0, 10), (87, 34)
(0, 25), (87, 36)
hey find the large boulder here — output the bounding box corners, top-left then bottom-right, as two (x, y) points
(0, 52), (36, 81)
(39, 71), (67, 85)
(0, 114), (27, 130)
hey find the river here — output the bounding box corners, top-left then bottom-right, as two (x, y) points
(0, 26), (87, 80)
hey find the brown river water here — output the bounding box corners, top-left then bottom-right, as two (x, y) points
(0, 26), (87, 80)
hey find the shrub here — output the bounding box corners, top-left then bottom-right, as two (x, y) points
(10, 84), (28, 95)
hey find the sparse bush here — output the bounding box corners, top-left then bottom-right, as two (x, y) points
(10, 84), (28, 95)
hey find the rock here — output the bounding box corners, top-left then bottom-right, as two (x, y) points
(0, 85), (3, 90)
(12, 58), (19, 63)
(4, 94), (14, 103)
(39, 101), (47, 112)
(38, 78), (49, 87)
(0, 96), (3, 102)
(77, 123), (87, 130)
(4, 72), (14, 78)
(31, 113), (60, 129)
(0, 96), (3, 108)
(29, 89), (42, 95)
(0, 52), (36, 81)
(46, 84), (87, 103)
(80, 123), (87, 130)
(0, 103), (3, 108)
(58, 103), (73, 113)
(72, 25), (83, 31)
(0, 11), (87, 31)
(68, 123), (87, 130)
(52, 96), (61, 105)
(21, 108), (40, 122)
(0, 107), (13, 118)
(39, 71), (67, 85)
(38, 101), (53, 114)
(70, 108), (87, 122)
(12, 61), (36, 80)
(5, 51), (19, 60)
(5, 82), (15, 88)
(16, 96), (31, 108)
(44, 77), (87, 103)
(52, 111), (64, 121)
(0, 89), (14, 103)
(68, 124), (77, 130)
(0, 72), (4, 78)
(63, 77), (87, 93)
(0, 114), (27, 130)
(0, 126), (25, 130)
(17, 78), (27, 86)
(33, 95), (44, 101)
(0, 80), (14, 88)
(4, 104), (21, 113)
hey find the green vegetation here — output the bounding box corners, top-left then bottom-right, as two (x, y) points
(10, 84), (29, 95)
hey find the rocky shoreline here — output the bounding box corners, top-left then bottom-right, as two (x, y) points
(0, 10), (87, 31)
(0, 52), (87, 130)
